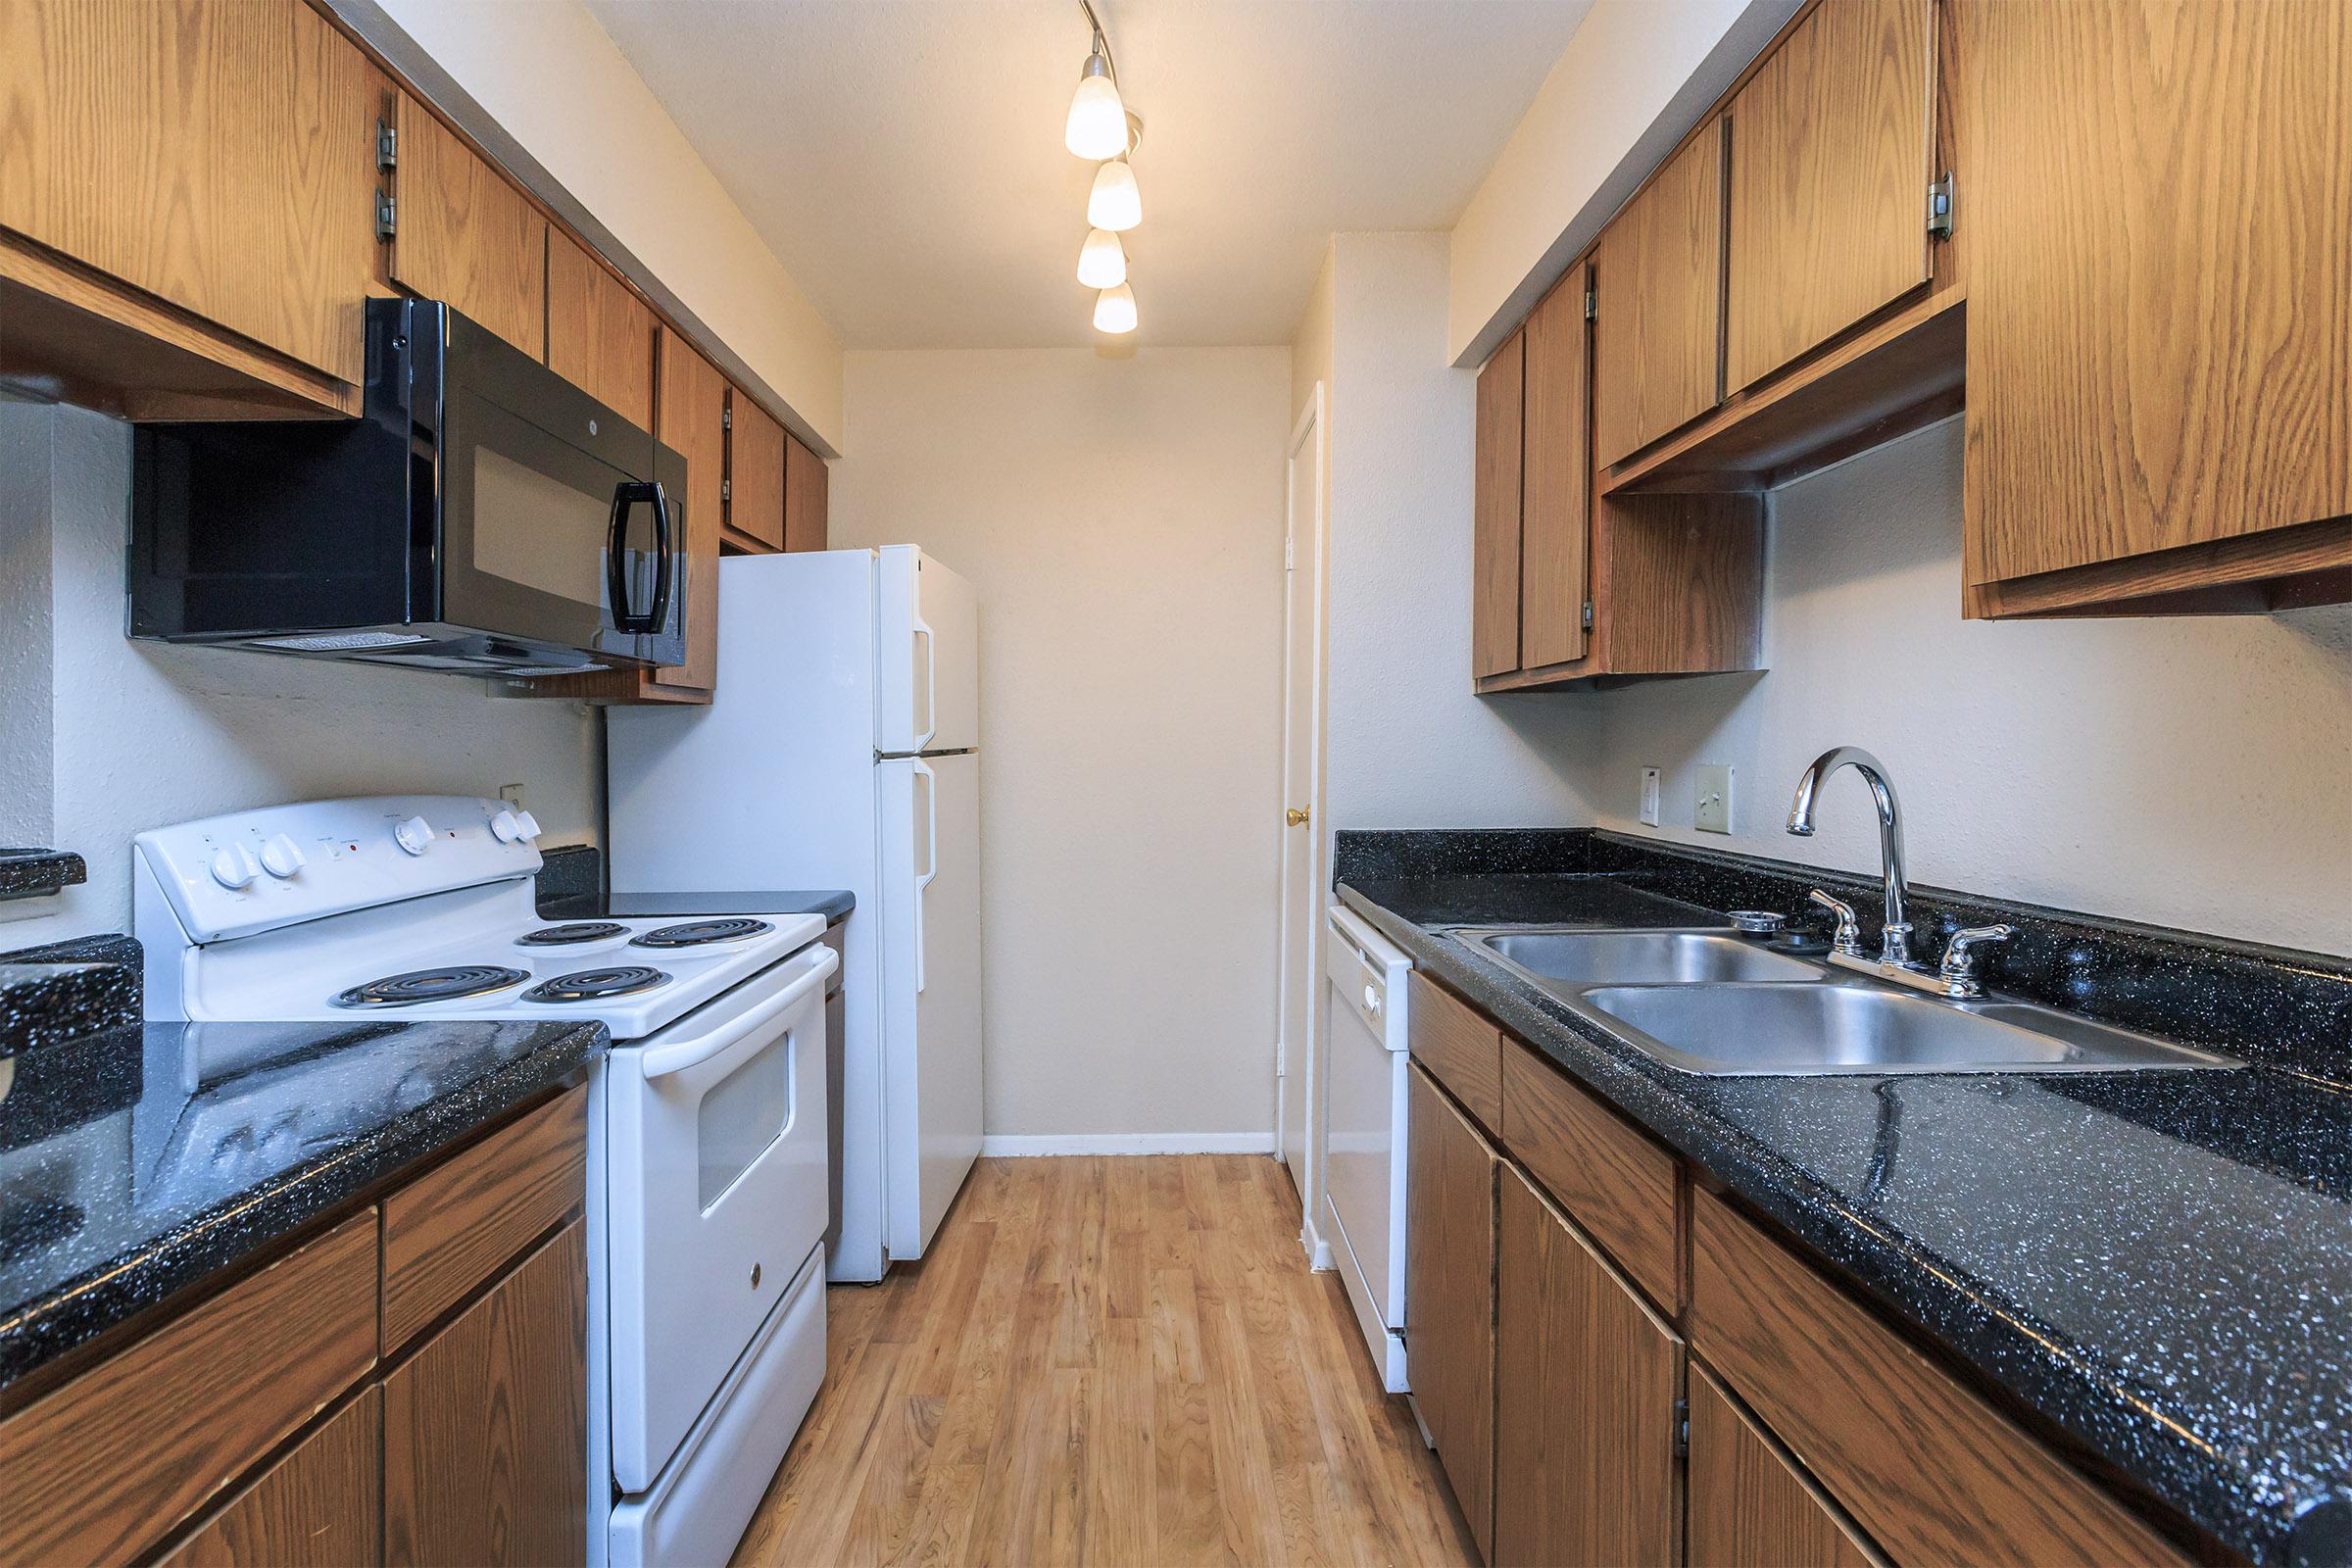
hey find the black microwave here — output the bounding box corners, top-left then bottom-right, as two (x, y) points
(129, 297), (686, 677)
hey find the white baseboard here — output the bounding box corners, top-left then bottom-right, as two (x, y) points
(979, 1131), (1277, 1157)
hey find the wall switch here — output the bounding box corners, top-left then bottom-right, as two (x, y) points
(1695, 764), (1733, 834)
(499, 783), (526, 812)
(1639, 767), (1662, 826)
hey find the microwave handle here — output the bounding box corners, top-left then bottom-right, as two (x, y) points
(607, 479), (673, 634)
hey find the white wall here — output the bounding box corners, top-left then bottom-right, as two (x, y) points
(353, 0), (846, 454)
(1571, 416), (2352, 956)
(0, 403), (601, 949)
(1446, 0), (1799, 368)
(1323, 232), (1597, 832)
(831, 348), (1291, 1144)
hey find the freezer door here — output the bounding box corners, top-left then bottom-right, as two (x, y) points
(876, 753), (984, 1258)
(875, 545), (980, 755)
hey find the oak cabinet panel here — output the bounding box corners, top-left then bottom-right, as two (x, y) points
(1520, 269), (1592, 669)
(1594, 120), (1727, 466)
(1959, 0), (2352, 599)
(1494, 1164), (1683, 1568)
(1406, 971), (1503, 1132)
(1689, 1367), (1880, 1568)
(727, 391), (789, 552)
(1406, 1064), (1498, 1561)
(158, 1389), (383, 1568)
(384, 1219), (590, 1568)
(1725, 0), (1936, 393)
(785, 430), (830, 552)
(1472, 327), (1526, 678)
(655, 332), (730, 693)
(546, 228), (656, 430)
(388, 93), (547, 360)
(1500, 1035), (1682, 1312)
(0, 0), (380, 385)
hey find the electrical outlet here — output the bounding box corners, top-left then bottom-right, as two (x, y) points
(1639, 767), (1662, 826)
(499, 783), (526, 812)
(1695, 763), (1733, 833)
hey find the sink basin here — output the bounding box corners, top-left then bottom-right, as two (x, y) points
(1459, 927), (1824, 987)
(1573, 982), (2237, 1076)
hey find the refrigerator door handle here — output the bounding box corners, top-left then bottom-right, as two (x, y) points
(911, 618), (937, 752)
(911, 758), (938, 993)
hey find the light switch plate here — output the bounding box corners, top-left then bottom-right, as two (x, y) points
(1639, 767), (1662, 826)
(1695, 763), (1733, 834)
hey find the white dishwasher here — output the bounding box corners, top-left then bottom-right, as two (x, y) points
(1323, 904), (1412, 1392)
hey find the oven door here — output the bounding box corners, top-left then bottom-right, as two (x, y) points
(435, 310), (686, 667)
(604, 941), (837, 1493)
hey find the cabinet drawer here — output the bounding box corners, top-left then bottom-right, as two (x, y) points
(1406, 971), (1501, 1129)
(1690, 1188), (2187, 1567)
(1501, 1035), (1682, 1310)
(0, 1209), (378, 1565)
(381, 1085), (587, 1351)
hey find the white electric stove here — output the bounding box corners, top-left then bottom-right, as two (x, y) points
(133, 795), (837, 1568)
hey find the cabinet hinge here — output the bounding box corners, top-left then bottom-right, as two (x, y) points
(720, 477), (733, 503)
(375, 117), (398, 172)
(1927, 170), (1955, 240)
(1580, 600), (1594, 631)
(374, 189), (396, 241)
(1673, 1396), (1690, 1459)
(1584, 288), (1597, 321)
(721, 405), (733, 431)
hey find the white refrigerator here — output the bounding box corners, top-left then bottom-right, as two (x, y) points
(607, 545), (983, 1282)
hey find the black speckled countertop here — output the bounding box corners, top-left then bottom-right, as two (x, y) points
(0, 848), (85, 902)
(0, 1013), (605, 1396)
(533, 843), (853, 925)
(1337, 829), (2352, 1567)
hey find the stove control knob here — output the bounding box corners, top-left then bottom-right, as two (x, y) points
(394, 815), (435, 856)
(490, 809), (526, 845)
(514, 810), (543, 842)
(209, 845), (260, 891)
(259, 833), (307, 879)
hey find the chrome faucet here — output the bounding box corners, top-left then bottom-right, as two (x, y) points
(1787, 746), (1918, 967)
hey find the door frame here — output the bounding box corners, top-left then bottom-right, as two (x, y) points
(1275, 381), (1331, 1264)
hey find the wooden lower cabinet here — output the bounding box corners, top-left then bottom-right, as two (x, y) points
(159, 1389), (383, 1568)
(1494, 1164), (1683, 1568)
(1406, 1063), (1498, 1559)
(384, 1218), (590, 1568)
(1687, 1366), (1879, 1568)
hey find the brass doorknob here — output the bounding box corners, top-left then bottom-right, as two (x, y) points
(1286, 807), (1310, 827)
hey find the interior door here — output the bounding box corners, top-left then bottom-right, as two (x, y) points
(1276, 387), (1325, 1203)
(877, 753), (984, 1260)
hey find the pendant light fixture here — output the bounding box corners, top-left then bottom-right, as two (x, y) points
(1067, 1), (1144, 335)
(1064, 50), (1127, 159)
(1087, 156), (1142, 232)
(1077, 227), (1128, 288)
(1093, 281), (1138, 334)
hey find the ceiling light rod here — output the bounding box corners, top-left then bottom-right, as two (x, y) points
(1077, 0), (1119, 86)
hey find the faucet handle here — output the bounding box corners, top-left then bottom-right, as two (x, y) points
(1938, 924), (2018, 996)
(1808, 889), (1864, 956)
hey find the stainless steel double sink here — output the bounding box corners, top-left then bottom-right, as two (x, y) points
(1452, 926), (2236, 1076)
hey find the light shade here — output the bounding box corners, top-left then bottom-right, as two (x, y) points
(1087, 157), (1142, 232)
(1065, 55), (1128, 159)
(1094, 282), (1137, 334)
(1077, 228), (1128, 288)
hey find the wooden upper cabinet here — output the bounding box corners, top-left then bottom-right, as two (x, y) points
(1594, 119), (1727, 467)
(1689, 1367), (1883, 1568)
(1520, 269), (1592, 669)
(728, 391), (788, 552)
(388, 93), (547, 360)
(1494, 1164), (1684, 1568)
(1725, 0), (1936, 392)
(654, 331), (728, 693)
(0, 0), (380, 385)
(784, 431), (830, 553)
(1960, 0), (2352, 599)
(546, 229), (655, 430)
(1405, 1065), (1498, 1561)
(1472, 327), (1526, 678)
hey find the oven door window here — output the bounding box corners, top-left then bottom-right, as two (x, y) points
(697, 1028), (795, 1210)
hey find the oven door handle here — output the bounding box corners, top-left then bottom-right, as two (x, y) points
(607, 479), (674, 635)
(635, 944), (839, 1082)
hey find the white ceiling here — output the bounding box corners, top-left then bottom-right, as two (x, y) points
(583, 0), (1593, 349)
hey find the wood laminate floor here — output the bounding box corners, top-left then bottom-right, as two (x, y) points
(730, 1154), (1479, 1567)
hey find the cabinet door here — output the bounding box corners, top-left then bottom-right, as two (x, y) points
(546, 228), (655, 430)
(1725, 0), (1935, 392)
(653, 330), (728, 692)
(727, 391), (788, 551)
(1495, 1164), (1683, 1568)
(1406, 1064), (1498, 1560)
(389, 93), (547, 359)
(1688, 1367), (1880, 1568)
(1961, 0), (2352, 588)
(1520, 270), (1591, 669)
(784, 430), (830, 552)
(384, 1220), (587, 1568)
(1593, 120), (1727, 466)
(159, 1390), (382, 1568)
(1472, 328), (1526, 679)
(0, 0), (380, 384)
